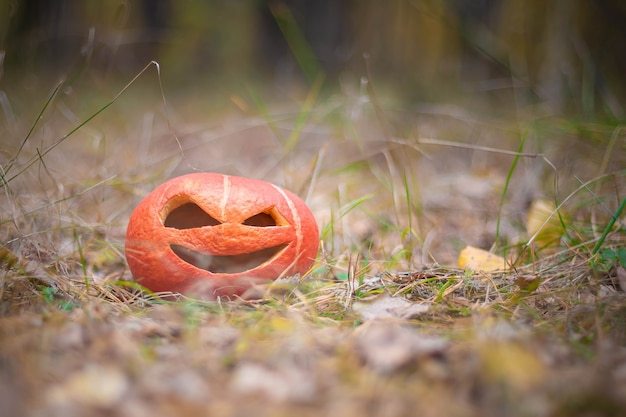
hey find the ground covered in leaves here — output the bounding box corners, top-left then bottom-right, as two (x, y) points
(1, 82), (626, 416)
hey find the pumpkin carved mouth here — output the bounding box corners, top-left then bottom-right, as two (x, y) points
(170, 244), (289, 274)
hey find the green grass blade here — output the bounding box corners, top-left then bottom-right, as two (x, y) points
(591, 196), (626, 256)
(495, 130), (527, 249)
(270, 3), (323, 84)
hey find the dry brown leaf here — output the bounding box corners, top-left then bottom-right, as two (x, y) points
(353, 293), (430, 320)
(617, 266), (626, 292)
(46, 365), (129, 408)
(458, 246), (507, 272)
(352, 321), (448, 374)
(141, 366), (212, 403)
(231, 363), (317, 403)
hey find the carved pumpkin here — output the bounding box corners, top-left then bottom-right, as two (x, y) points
(125, 173), (319, 298)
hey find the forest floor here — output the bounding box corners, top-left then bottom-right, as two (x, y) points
(1, 78), (626, 417)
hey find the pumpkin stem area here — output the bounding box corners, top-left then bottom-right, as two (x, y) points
(170, 244), (289, 274)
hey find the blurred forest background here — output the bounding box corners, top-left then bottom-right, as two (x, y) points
(1, 0), (625, 120)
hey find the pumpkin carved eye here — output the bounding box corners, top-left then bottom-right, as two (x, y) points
(243, 207), (289, 227)
(164, 203), (220, 229)
(164, 202), (288, 229)
(243, 212), (275, 227)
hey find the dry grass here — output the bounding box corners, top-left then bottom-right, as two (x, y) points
(1, 73), (626, 417)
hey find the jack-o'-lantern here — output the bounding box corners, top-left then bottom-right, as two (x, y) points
(125, 173), (319, 298)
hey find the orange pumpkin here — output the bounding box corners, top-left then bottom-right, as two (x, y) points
(125, 173), (319, 298)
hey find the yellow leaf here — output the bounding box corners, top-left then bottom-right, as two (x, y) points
(268, 316), (296, 333)
(526, 199), (566, 249)
(458, 246), (507, 272)
(479, 342), (546, 391)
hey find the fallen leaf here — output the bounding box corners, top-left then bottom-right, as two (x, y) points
(479, 341), (546, 391)
(526, 199), (566, 248)
(514, 274), (541, 292)
(353, 293), (430, 320)
(231, 363), (317, 403)
(458, 246), (507, 272)
(47, 365), (129, 408)
(617, 266), (626, 292)
(141, 366), (211, 403)
(352, 321), (448, 374)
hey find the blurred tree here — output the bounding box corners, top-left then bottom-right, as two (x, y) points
(0, 0), (624, 117)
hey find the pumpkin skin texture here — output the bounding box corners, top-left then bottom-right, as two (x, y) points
(125, 173), (319, 299)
